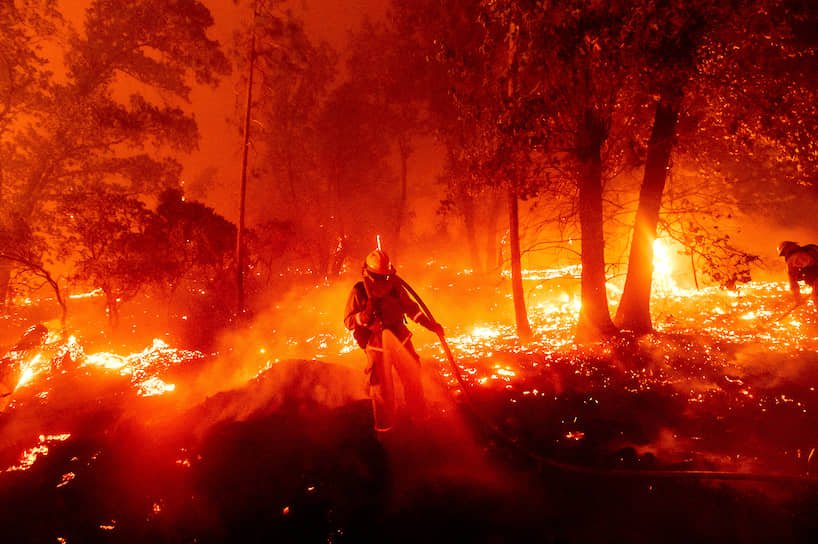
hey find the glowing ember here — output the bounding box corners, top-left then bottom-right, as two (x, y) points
(5, 267), (814, 479)
(5, 434), (71, 472)
(80, 338), (202, 396)
(57, 472), (76, 488)
(16, 354), (45, 388)
(471, 326), (501, 339)
(68, 288), (104, 299)
(5, 445), (49, 472)
(137, 376), (176, 397)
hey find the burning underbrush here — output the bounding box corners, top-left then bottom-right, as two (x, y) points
(428, 280), (818, 477)
(1, 271), (818, 542)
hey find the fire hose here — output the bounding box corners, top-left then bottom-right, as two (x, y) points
(397, 276), (817, 484)
(776, 299), (806, 323)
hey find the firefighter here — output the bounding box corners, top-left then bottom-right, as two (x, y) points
(344, 248), (444, 436)
(778, 241), (818, 307)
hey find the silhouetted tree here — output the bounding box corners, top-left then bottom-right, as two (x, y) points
(480, 1), (647, 341)
(313, 81), (397, 269)
(0, 0), (61, 310)
(0, 0), (229, 313)
(152, 189), (237, 302)
(618, 0), (818, 331)
(389, 0), (537, 339)
(58, 189), (158, 329)
(615, 1), (725, 333)
(238, 3), (340, 277)
(346, 20), (432, 255)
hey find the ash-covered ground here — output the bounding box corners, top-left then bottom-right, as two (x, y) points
(2, 277), (818, 543)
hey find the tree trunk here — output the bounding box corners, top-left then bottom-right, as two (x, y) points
(486, 190), (502, 277)
(393, 136), (411, 260)
(615, 93), (680, 334)
(462, 195), (481, 273)
(575, 109), (616, 342)
(236, 3), (257, 315)
(0, 258), (11, 313)
(508, 182), (532, 341)
(105, 290), (119, 331)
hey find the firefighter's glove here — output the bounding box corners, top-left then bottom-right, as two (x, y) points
(358, 300), (375, 326)
(418, 314), (444, 337)
(430, 321), (445, 337)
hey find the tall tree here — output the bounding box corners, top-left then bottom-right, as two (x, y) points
(388, 0), (537, 338)
(313, 81), (397, 267)
(617, 0), (818, 332)
(0, 0), (61, 310)
(58, 188), (157, 329)
(240, 2), (339, 277)
(346, 20), (431, 256)
(491, 1), (643, 341)
(0, 0), (229, 312)
(615, 1), (719, 333)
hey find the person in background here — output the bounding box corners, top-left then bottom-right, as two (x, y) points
(344, 248), (444, 437)
(778, 240), (818, 308)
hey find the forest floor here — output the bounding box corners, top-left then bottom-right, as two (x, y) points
(1, 275), (818, 543)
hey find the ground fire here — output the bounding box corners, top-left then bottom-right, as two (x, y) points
(2, 263), (818, 542)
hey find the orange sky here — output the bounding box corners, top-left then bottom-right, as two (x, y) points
(58, 0), (388, 221)
(182, 0), (390, 221)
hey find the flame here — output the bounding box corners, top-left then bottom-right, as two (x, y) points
(57, 472), (76, 488)
(5, 434), (71, 472)
(68, 288), (104, 299)
(16, 354), (45, 388)
(8, 336), (202, 402)
(136, 376), (176, 397)
(653, 238), (677, 293)
(6, 265), (816, 476)
(471, 326), (500, 339)
(80, 338), (202, 396)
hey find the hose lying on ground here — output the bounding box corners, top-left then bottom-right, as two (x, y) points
(397, 275), (817, 484)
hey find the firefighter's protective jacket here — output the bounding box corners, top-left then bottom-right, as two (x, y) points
(785, 244), (818, 296)
(785, 244), (818, 297)
(343, 277), (427, 350)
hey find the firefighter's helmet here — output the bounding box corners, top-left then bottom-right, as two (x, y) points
(778, 240), (799, 258)
(364, 249), (394, 277)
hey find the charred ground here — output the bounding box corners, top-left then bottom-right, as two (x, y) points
(2, 277), (818, 543)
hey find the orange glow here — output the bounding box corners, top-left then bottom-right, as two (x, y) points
(79, 339), (202, 396)
(652, 238), (677, 293)
(3, 266), (815, 484)
(5, 335), (203, 408)
(56, 472), (76, 488)
(5, 434), (71, 472)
